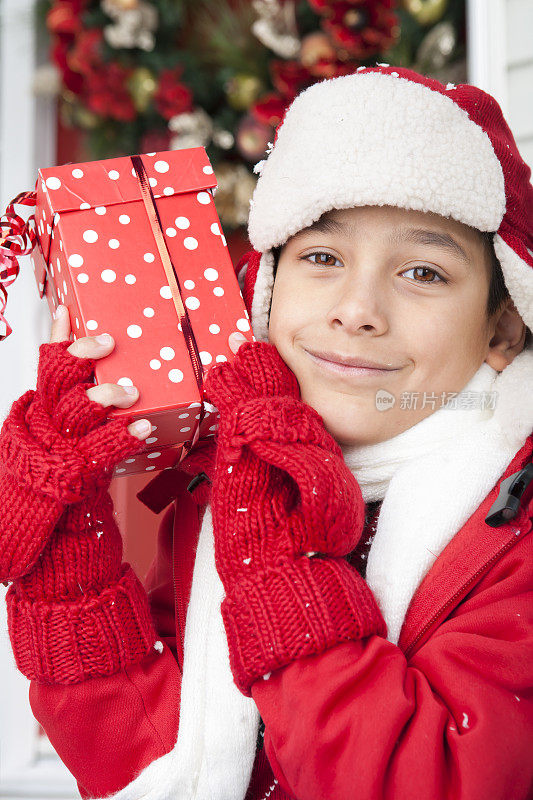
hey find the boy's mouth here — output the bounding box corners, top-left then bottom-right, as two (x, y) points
(304, 348), (400, 372)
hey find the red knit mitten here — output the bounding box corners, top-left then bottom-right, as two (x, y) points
(0, 340), (158, 683)
(205, 341), (387, 696)
(0, 340), (145, 580)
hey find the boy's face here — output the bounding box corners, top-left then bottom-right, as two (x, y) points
(268, 205), (504, 446)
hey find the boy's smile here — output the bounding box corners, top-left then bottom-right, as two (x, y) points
(267, 205), (523, 447)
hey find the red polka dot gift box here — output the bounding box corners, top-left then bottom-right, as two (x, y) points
(26, 147), (254, 477)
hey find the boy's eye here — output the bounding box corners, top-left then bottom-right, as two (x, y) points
(302, 251), (342, 267)
(301, 253), (448, 284)
(401, 266), (447, 284)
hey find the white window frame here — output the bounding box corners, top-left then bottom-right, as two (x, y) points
(467, 0), (508, 113)
(0, 1), (78, 797)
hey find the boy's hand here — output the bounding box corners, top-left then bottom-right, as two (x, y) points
(50, 305), (152, 441)
(206, 334), (376, 696)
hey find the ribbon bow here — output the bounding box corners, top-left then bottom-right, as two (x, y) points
(0, 190), (37, 340)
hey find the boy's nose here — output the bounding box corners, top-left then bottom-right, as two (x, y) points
(326, 282), (389, 335)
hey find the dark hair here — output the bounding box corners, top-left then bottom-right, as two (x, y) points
(270, 234), (510, 320)
(481, 231), (510, 318)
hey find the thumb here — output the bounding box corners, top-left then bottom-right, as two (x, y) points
(228, 331), (247, 355)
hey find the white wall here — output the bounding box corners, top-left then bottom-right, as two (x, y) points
(505, 0), (533, 167)
(0, 1), (78, 797)
(468, 0), (533, 171)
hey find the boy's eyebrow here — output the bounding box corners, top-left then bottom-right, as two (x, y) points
(388, 227), (470, 265)
(291, 216), (471, 265)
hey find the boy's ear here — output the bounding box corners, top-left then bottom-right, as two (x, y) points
(485, 298), (527, 372)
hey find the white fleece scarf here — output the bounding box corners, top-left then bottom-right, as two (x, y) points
(99, 346), (533, 800)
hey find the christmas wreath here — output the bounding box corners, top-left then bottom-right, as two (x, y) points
(38, 0), (466, 231)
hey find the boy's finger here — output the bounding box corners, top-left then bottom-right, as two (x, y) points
(49, 305), (71, 344)
(228, 331), (247, 355)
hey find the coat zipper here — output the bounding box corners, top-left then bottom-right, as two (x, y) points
(404, 523), (528, 659)
(172, 524), (184, 673)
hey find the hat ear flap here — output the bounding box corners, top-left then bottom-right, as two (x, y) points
(493, 232), (533, 335)
(237, 249), (275, 344)
(238, 248), (261, 316)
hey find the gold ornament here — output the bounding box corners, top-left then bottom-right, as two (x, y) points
(300, 32), (337, 68)
(101, 0), (158, 51)
(60, 91), (100, 129)
(211, 162), (257, 229)
(106, 0), (139, 9)
(168, 108), (214, 150)
(127, 66), (157, 113)
(343, 7), (369, 31)
(251, 0), (300, 59)
(225, 74), (265, 112)
(212, 127), (235, 150)
(74, 105), (101, 130)
(403, 0), (448, 27)
(415, 21), (456, 71)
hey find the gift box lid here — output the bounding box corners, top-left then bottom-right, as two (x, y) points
(34, 147), (217, 292)
(37, 147), (216, 217)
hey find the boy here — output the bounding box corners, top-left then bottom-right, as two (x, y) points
(0, 66), (532, 799)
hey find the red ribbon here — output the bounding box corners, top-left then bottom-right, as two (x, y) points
(130, 155), (207, 468)
(0, 190), (37, 340)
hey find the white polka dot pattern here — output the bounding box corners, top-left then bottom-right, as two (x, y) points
(37, 149), (248, 477)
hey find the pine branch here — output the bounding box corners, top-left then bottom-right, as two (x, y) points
(189, 0), (270, 78)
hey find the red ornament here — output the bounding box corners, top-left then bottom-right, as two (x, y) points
(308, 0), (398, 59)
(140, 128), (173, 154)
(153, 67), (194, 121)
(269, 59), (314, 98)
(235, 115), (273, 162)
(67, 28), (104, 76)
(85, 63), (136, 122)
(46, 0), (87, 37)
(51, 39), (84, 94)
(251, 91), (290, 128)
(300, 32), (363, 77)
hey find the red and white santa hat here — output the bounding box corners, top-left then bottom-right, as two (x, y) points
(238, 65), (533, 343)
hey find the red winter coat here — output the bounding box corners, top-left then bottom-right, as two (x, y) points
(28, 434), (533, 800)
